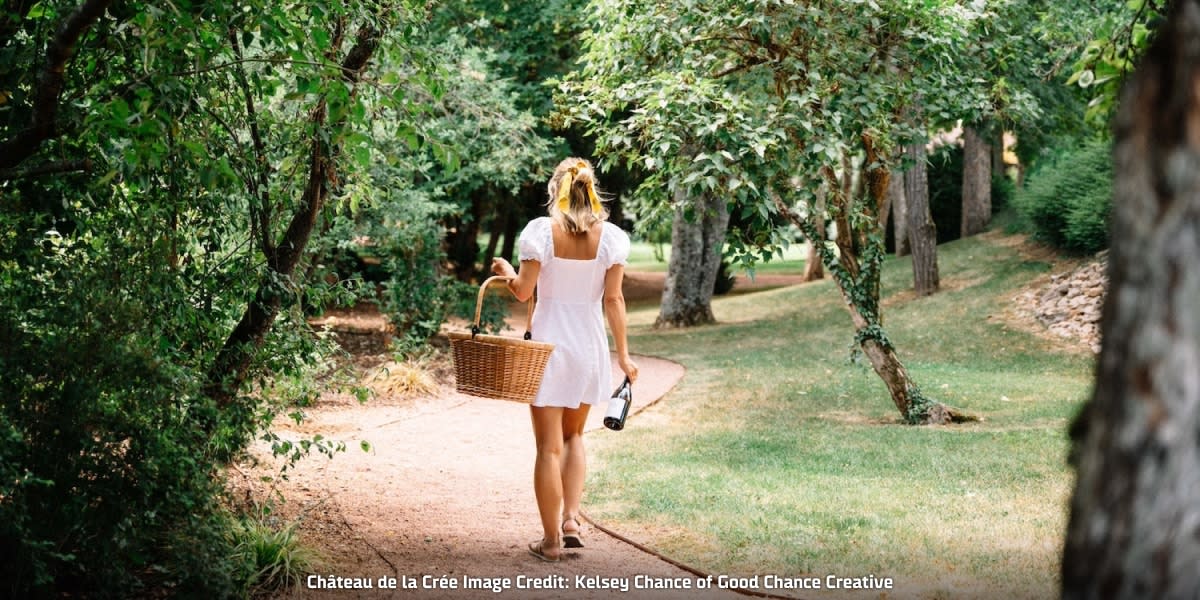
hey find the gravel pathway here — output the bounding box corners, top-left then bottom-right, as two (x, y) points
(248, 354), (756, 600)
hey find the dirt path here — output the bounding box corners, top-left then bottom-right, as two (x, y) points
(245, 354), (753, 600)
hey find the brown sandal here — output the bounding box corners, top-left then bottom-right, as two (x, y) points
(562, 516), (584, 549)
(528, 539), (561, 563)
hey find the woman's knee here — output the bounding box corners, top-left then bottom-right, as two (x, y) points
(535, 440), (564, 462)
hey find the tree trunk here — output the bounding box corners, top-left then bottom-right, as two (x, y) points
(447, 197), (484, 281)
(802, 186), (825, 282)
(483, 197), (507, 268)
(889, 167), (910, 257)
(775, 136), (970, 425)
(961, 125), (992, 237)
(500, 208), (519, 263)
(839, 287), (920, 418)
(1062, 3), (1200, 597)
(877, 177), (892, 233)
(904, 143), (939, 295)
(655, 186), (729, 328)
(202, 25), (381, 411)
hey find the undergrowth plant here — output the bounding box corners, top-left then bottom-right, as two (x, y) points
(229, 509), (318, 596)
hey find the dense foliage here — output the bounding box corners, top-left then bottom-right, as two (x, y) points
(557, 0), (1041, 421)
(1012, 138), (1113, 254)
(0, 0), (1141, 593)
(0, 0), (546, 594)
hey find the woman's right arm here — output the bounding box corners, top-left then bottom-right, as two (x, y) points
(603, 264), (639, 382)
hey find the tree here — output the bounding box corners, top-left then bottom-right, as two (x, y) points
(1062, 1), (1200, 596)
(890, 166), (911, 257)
(960, 125), (992, 237)
(656, 185), (730, 327)
(0, 0), (453, 592)
(430, 2), (619, 281)
(905, 142), (940, 296)
(558, 0), (991, 423)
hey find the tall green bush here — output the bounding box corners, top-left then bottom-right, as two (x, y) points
(1012, 138), (1113, 253)
(0, 1), (534, 596)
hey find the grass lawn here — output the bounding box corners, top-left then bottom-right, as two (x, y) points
(589, 233), (1093, 599)
(627, 240), (811, 276)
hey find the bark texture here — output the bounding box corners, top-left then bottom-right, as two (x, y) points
(904, 143), (939, 295)
(802, 186), (826, 282)
(961, 125), (992, 237)
(889, 167), (910, 256)
(1062, 3), (1200, 598)
(655, 186), (729, 328)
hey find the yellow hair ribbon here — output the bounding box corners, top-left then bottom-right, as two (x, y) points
(586, 183), (601, 216)
(557, 161), (603, 217)
(556, 167), (575, 214)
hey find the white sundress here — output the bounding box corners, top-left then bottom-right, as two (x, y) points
(518, 217), (631, 409)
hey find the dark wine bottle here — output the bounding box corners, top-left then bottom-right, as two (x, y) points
(604, 376), (632, 431)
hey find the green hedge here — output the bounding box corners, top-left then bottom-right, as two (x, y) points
(1012, 138), (1113, 253)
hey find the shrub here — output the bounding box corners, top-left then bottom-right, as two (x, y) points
(230, 512), (317, 595)
(1012, 138), (1112, 253)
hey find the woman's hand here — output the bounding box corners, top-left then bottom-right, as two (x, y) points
(491, 257), (516, 278)
(618, 355), (639, 383)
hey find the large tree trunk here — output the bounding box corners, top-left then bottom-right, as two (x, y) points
(655, 186), (730, 328)
(890, 167), (910, 257)
(904, 143), (939, 295)
(1062, 3), (1200, 597)
(961, 125), (992, 237)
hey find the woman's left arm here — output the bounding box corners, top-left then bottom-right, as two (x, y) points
(491, 258), (539, 302)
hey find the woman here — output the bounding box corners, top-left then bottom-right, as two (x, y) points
(491, 158), (639, 562)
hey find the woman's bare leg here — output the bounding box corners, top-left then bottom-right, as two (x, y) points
(560, 404), (591, 527)
(530, 406), (564, 557)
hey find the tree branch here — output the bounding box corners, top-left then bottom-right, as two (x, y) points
(0, 0), (113, 170)
(229, 27), (276, 261)
(0, 159), (92, 180)
(203, 23), (382, 412)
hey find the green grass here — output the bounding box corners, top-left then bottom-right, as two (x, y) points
(589, 233), (1092, 599)
(230, 512), (318, 595)
(627, 241), (811, 275)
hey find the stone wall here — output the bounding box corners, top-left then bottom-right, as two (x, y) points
(1017, 251), (1107, 353)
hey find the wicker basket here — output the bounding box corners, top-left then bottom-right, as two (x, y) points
(448, 276), (554, 403)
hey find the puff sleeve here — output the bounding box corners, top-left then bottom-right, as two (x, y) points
(604, 222), (631, 268)
(517, 217), (550, 263)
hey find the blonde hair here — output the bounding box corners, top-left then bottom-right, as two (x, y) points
(546, 157), (609, 233)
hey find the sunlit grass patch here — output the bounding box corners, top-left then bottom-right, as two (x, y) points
(590, 234), (1089, 598)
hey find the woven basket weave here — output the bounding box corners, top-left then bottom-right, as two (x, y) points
(448, 276), (554, 403)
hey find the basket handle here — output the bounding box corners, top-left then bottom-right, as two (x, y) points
(473, 275), (535, 340)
